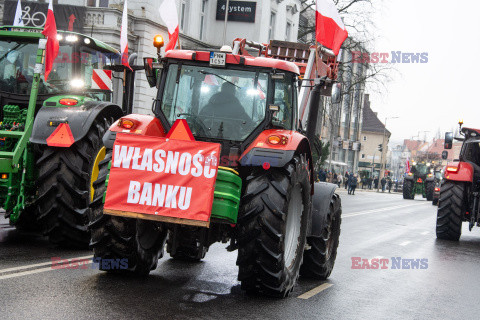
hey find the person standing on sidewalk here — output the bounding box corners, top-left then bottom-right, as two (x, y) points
(374, 177), (379, 189)
(344, 172), (349, 189)
(381, 176), (387, 192)
(337, 174), (343, 188)
(350, 174), (358, 195)
(388, 178), (393, 193)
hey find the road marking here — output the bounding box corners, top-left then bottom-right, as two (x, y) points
(343, 203), (428, 218)
(297, 283), (333, 299)
(399, 241), (411, 246)
(421, 231), (429, 235)
(0, 255), (93, 275)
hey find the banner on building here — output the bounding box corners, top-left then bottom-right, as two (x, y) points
(216, 0), (256, 23)
(103, 133), (221, 227)
(3, 1), (86, 33)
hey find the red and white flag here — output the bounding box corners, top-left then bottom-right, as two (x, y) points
(120, 0), (131, 69)
(315, 0), (348, 56)
(41, 0), (59, 81)
(406, 157), (411, 173)
(159, 0), (179, 51)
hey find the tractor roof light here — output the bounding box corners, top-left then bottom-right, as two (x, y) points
(153, 35), (164, 50)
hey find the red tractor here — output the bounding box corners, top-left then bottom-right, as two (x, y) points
(88, 38), (342, 297)
(436, 126), (480, 240)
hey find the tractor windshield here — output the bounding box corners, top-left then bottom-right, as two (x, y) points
(411, 163), (429, 176)
(0, 39), (115, 96)
(160, 64), (269, 141)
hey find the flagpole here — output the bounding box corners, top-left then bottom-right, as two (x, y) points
(221, 0), (230, 45)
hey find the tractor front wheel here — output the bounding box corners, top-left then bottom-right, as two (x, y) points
(236, 155), (311, 297)
(403, 180), (414, 200)
(426, 181), (434, 201)
(88, 152), (168, 275)
(36, 117), (112, 248)
(436, 181), (465, 241)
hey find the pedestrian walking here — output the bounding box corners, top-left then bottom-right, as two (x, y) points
(350, 174), (358, 195)
(318, 168), (326, 182)
(344, 172), (349, 189)
(374, 177), (379, 189)
(388, 178), (392, 193)
(381, 177), (386, 192)
(337, 174), (343, 188)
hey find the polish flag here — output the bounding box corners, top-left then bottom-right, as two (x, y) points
(41, 0), (59, 81)
(120, 0), (131, 69)
(316, 0), (348, 56)
(159, 0), (179, 51)
(13, 0), (24, 26)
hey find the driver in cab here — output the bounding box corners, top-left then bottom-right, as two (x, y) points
(199, 81), (253, 138)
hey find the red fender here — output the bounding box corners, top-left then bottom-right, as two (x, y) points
(109, 114), (166, 137)
(444, 161), (474, 182)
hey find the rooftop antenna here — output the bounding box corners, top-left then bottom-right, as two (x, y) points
(221, 0), (230, 45)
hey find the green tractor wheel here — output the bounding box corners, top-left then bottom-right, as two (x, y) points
(35, 117), (112, 248)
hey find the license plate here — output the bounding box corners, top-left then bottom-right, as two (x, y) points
(209, 52), (226, 67)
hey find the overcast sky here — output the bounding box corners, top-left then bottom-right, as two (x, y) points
(366, 0), (480, 145)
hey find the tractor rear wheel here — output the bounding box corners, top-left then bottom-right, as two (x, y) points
(88, 152), (168, 275)
(426, 182), (434, 201)
(436, 181), (465, 241)
(300, 193), (341, 279)
(36, 117), (112, 248)
(236, 155), (311, 297)
(403, 180), (414, 200)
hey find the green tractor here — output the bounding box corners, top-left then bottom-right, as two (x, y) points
(403, 161), (435, 200)
(0, 26), (123, 247)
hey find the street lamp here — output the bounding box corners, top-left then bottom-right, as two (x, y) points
(377, 116), (399, 192)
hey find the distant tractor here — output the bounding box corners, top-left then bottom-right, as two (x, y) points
(0, 26), (123, 247)
(436, 127), (480, 240)
(403, 161), (435, 200)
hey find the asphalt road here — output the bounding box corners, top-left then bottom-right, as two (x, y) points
(1, 189), (480, 320)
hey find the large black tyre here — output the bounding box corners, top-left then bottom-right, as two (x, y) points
(88, 152), (167, 275)
(403, 180), (414, 200)
(300, 193), (341, 279)
(426, 181), (434, 201)
(236, 155), (311, 297)
(36, 117), (113, 248)
(436, 181), (465, 241)
(166, 226), (208, 261)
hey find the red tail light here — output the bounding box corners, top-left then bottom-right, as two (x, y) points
(434, 187), (440, 192)
(417, 178), (423, 183)
(59, 98), (78, 106)
(267, 135), (288, 145)
(118, 118), (136, 129)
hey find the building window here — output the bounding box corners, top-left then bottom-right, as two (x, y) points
(269, 11), (276, 40)
(180, 0), (190, 32)
(361, 154), (365, 159)
(86, 0), (109, 7)
(199, 0), (207, 40)
(363, 136), (367, 141)
(285, 21), (291, 41)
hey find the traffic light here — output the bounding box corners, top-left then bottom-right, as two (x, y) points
(378, 144), (383, 152)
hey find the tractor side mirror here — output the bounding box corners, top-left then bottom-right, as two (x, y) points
(144, 57), (162, 88)
(444, 132), (453, 149)
(442, 151), (448, 160)
(331, 83), (342, 104)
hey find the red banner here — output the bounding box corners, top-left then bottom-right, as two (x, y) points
(104, 133), (221, 224)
